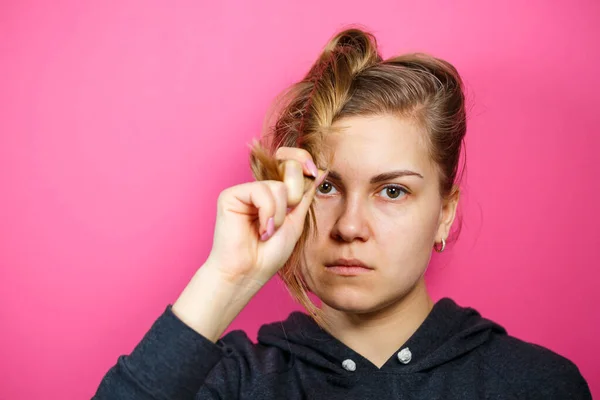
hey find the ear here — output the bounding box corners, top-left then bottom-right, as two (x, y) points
(436, 186), (460, 242)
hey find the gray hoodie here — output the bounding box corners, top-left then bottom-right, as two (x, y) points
(94, 297), (591, 399)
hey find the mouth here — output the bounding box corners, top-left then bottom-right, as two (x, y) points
(324, 258), (374, 276)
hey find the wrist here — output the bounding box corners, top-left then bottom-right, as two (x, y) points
(172, 263), (262, 342)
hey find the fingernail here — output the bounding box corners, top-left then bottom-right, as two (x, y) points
(261, 217), (275, 241)
(305, 160), (319, 178)
(314, 171), (328, 187)
(267, 217), (275, 236)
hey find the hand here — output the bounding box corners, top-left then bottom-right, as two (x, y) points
(204, 147), (326, 285)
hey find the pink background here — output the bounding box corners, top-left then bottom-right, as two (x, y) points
(1, 1), (599, 398)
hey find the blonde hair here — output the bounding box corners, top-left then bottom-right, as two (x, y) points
(249, 27), (467, 327)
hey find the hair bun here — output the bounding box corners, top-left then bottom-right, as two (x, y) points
(306, 28), (382, 80)
(326, 28), (374, 54)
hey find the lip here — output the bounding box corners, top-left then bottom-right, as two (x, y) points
(325, 258), (374, 276)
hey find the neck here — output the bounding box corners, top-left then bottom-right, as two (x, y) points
(320, 277), (434, 369)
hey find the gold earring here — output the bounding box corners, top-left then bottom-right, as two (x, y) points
(434, 238), (446, 253)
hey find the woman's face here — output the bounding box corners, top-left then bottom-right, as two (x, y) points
(302, 114), (458, 314)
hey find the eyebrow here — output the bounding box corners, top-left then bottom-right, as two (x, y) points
(326, 169), (424, 184)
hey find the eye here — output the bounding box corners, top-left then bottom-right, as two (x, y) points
(317, 181), (338, 195)
(378, 185), (408, 200)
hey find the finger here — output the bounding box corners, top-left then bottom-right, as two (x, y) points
(287, 170), (328, 227)
(282, 160), (305, 207)
(275, 147), (319, 178)
(262, 181), (288, 229)
(230, 182), (276, 238)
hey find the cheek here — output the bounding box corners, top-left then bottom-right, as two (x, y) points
(301, 202), (336, 277)
(373, 204), (440, 255)
(310, 200), (337, 237)
(372, 215), (435, 284)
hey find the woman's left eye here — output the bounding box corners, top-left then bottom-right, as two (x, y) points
(378, 185), (408, 200)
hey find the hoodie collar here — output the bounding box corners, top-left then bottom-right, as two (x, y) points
(257, 297), (507, 375)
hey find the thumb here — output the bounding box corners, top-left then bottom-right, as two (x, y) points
(286, 170), (328, 230)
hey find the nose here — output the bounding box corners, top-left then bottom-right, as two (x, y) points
(330, 193), (371, 243)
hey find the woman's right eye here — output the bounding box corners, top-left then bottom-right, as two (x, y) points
(317, 181), (338, 195)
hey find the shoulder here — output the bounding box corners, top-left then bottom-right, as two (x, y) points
(216, 329), (292, 375)
(478, 332), (591, 399)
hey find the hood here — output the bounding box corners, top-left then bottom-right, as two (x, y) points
(257, 297), (506, 377)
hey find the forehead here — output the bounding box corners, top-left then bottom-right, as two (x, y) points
(326, 115), (432, 175)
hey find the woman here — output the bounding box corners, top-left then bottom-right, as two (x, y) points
(94, 28), (591, 399)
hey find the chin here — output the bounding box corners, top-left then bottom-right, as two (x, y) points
(315, 285), (386, 314)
